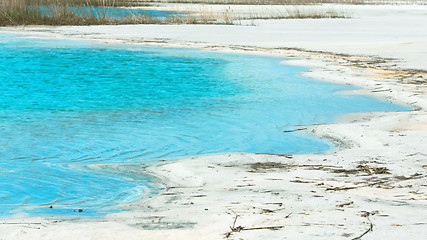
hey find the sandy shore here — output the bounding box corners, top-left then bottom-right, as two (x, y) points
(1, 4), (426, 240)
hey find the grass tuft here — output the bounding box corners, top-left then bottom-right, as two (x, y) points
(137, 0), (368, 5)
(0, 0), (364, 26)
(0, 0), (210, 26)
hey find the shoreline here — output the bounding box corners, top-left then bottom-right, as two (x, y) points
(1, 4), (426, 239)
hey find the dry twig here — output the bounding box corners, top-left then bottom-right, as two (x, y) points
(352, 212), (374, 240)
(225, 210), (289, 238)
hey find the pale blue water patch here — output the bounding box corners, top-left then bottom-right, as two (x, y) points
(0, 34), (410, 218)
(38, 6), (185, 20)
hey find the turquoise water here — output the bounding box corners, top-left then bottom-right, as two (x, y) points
(0, 34), (410, 217)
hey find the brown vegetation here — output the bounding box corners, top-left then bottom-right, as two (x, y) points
(0, 0), (140, 26)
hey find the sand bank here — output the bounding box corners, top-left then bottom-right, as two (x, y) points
(2, 4), (427, 70)
(0, 4), (426, 240)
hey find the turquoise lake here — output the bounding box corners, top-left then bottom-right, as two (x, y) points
(0, 34), (410, 217)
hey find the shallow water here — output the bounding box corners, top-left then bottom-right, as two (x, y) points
(39, 6), (183, 20)
(0, 34), (410, 217)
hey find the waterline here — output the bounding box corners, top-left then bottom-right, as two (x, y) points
(0, 34), (410, 217)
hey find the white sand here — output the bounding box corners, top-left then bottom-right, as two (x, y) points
(2, 4), (427, 70)
(0, 4), (426, 240)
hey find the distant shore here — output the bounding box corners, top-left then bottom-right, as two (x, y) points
(1, 3), (426, 239)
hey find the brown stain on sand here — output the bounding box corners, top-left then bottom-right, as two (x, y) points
(368, 68), (408, 79)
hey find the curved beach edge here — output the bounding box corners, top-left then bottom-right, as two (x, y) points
(1, 4), (426, 239)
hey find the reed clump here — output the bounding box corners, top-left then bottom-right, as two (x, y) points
(138, 0), (425, 5)
(282, 7), (349, 18)
(0, 0), (352, 26)
(139, 0), (368, 5)
(0, 0), (180, 26)
(187, 5), (349, 24)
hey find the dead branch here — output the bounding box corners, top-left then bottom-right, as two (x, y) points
(283, 128), (307, 133)
(352, 213), (374, 240)
(225, 210), (289, 238)
(352, 222), (373, 240)
(229, 210), (239, 230)
(326, 186), (358, 191)
(242, 225), (285, 231)
(336, 201), (354, 207)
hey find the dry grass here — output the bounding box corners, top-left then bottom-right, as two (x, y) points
(136, 0), (425, 5)
(180, 5), (350, 24)
(0, 0), (350, 26)
(0, 0), (218, 26)
(62, 0), (139, 7)
(0, 0), (134, 26)
(233, 6), (349, 20)
(137, 0), (367, 5)
(2, 0), (417, 26)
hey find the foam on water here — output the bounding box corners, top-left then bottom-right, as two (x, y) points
(0, 34), (410, 217)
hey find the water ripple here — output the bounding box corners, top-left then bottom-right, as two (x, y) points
(0, 34), (410, 217)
